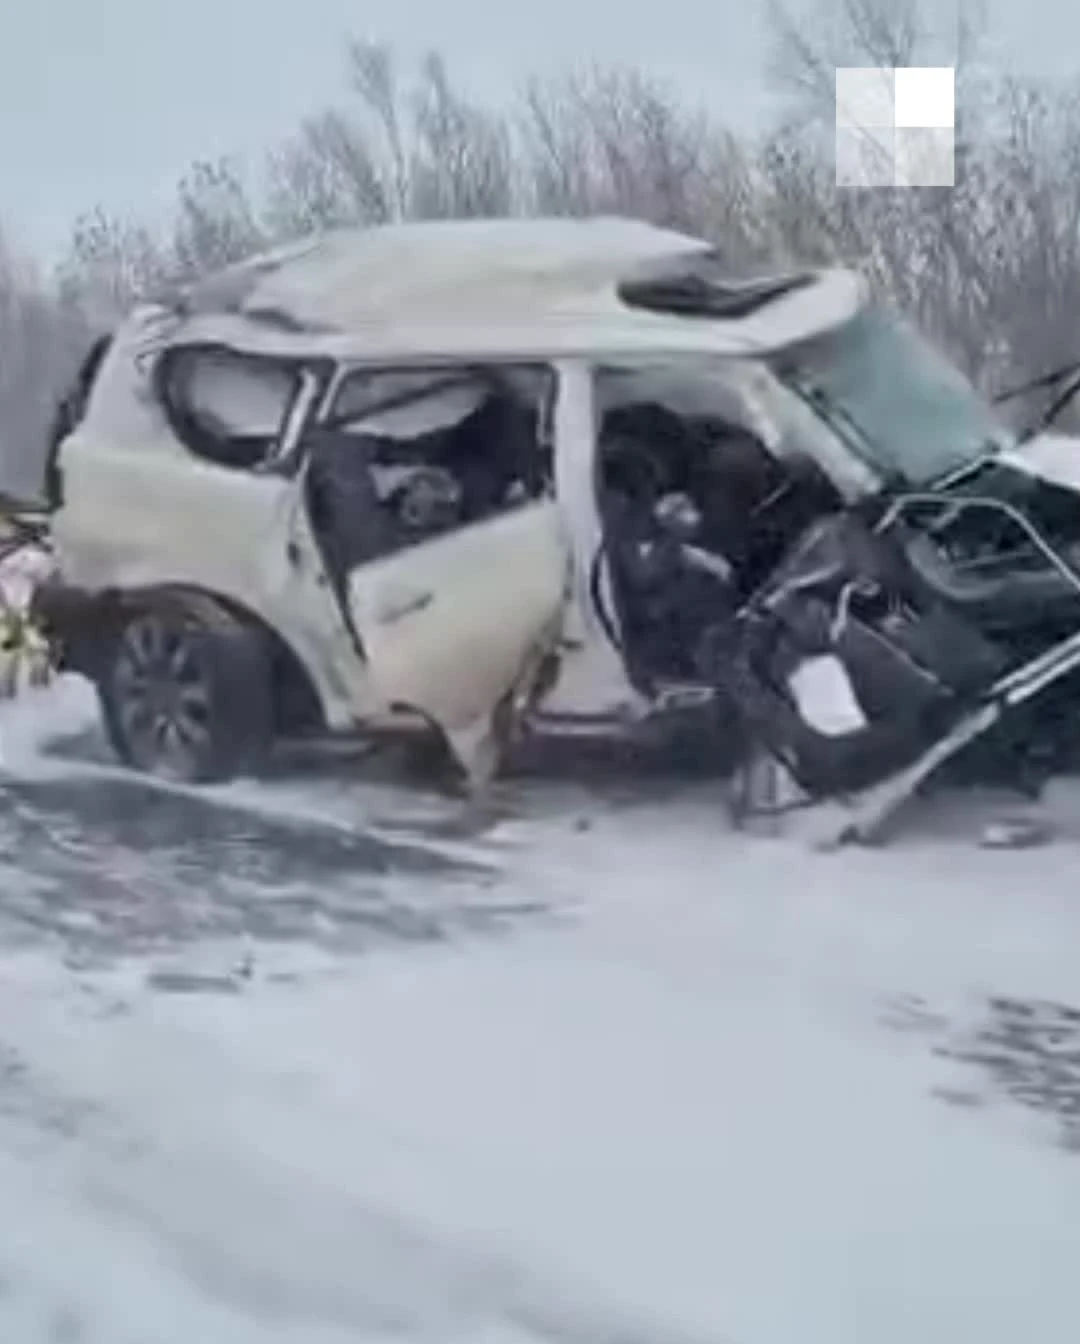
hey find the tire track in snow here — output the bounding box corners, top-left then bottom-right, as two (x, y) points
(0, 768), (551, 963)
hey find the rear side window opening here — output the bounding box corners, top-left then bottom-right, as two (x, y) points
(157, 345), (302, 472)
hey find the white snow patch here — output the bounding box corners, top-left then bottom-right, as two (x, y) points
(2, 809), (1080, 1343)
(6, 669), (1080, 1341)
(0, 1140), (378, 1344)
(0, 673), (98, 770)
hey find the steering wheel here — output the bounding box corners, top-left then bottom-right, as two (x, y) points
(395, 466), (463, 534)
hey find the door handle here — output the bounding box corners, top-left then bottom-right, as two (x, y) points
(376, 589), (434, 625)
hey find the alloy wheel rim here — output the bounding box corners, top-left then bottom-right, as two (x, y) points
(113, 616), (213, 777)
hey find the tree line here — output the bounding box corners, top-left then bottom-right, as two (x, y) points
(1, 0), (1076, 497)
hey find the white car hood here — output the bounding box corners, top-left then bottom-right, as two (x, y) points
(1001, 431), (1080, 492)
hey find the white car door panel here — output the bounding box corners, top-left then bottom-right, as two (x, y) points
(346, 499), (568, 736)
(56, 432), (369, 730)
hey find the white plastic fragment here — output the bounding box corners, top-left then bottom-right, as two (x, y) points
(787, 655), (868, 736)
(979, 817), (1053, 850)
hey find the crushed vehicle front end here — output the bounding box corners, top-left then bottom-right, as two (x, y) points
(579, 249), (1080, 832)
(688, 303), (1080, 830)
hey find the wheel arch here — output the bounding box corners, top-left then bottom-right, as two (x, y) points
(34, 580), (327, 737)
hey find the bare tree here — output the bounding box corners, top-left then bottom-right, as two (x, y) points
(170, 158), (268, 280)
(346, 40), (412, 219)
(0, 231), (92, 499)
(521, 67), (715, 232)
(767, 0), (985, 128)
(758, 0), (1036, 385)
(961, 76), (1080, 422)
(265, 41), (517, 235)
(35, 10), (1080, 466)
(409, 53), (516, 219)
(56, 207), (169, 323)
(266, 107), (395, 235)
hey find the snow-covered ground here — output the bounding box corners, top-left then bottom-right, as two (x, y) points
(2, 678), (1080, 1343)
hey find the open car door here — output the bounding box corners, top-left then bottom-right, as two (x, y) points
(344, 498), (568, 778)
(303, 363), (571, 781)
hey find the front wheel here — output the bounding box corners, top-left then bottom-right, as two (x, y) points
(98, 595), (273, 783)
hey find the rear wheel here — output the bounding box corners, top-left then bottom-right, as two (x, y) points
(98, 595), (273, 783)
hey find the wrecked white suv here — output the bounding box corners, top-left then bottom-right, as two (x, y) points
(33, 213), (1080, 820)
(25, 217), (861, 785)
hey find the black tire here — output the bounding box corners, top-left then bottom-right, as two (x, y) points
(98, 593), (273, 783)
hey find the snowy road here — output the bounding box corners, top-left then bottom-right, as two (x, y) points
(2, 679), (1080, 1343)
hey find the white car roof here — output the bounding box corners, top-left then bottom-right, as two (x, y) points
(133, 216), (866, 365)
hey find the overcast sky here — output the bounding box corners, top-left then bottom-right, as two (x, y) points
(0, 0), (1071, 265)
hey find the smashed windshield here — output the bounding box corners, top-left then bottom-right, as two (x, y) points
(769, 305), (1015, 487)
